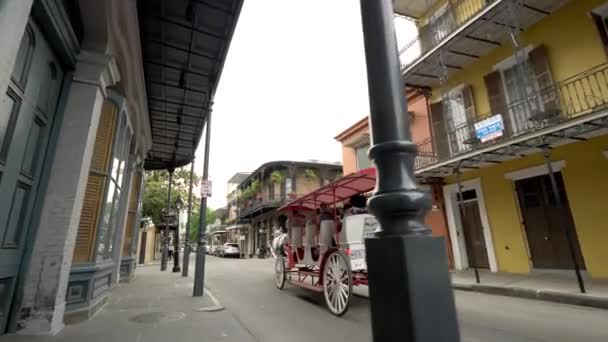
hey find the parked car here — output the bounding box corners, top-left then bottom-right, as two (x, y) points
(204, 244), (211, 255)
(221, 243), (240, 258)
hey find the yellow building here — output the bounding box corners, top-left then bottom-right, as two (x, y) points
(396, 0), (608, 279)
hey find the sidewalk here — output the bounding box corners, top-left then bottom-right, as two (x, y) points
(0, 266), (256, 342)
(451, 269), (608, 309)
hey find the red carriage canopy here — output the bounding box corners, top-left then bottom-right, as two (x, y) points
(278, 167), (376, 211)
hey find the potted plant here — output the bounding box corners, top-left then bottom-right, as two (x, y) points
(303, 168), (319, 183)
(270, 170), (285, 184)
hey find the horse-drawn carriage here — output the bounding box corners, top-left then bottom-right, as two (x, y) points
(273, 168), (378, 316)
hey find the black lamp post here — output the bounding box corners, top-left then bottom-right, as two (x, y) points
(173, 195), (183, 273)
(359, 1), (460, 341)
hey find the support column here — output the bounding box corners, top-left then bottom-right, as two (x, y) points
(18, 52), (120, 335)
(182, 161), (195, 277)
(193, 110), (212, 297)
(359, 1), (459, 341)
(161, 170), (174, 271)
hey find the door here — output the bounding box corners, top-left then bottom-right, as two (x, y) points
(0, 21), (65, 332)
(139, 232), (147, 264)
(516, 173), (585, 269)
(458, 190), (490, 269)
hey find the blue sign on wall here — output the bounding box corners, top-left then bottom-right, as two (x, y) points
(475, 114), (504, 143)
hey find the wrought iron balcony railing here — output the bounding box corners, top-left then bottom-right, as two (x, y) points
(237, 197), (288, 218)
(399, 0), (495, 69)
(415, 62), (608, 170)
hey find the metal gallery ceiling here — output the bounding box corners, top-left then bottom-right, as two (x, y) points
(138, 0), (244, 170)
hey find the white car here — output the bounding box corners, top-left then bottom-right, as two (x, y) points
(221, 243), (240, 258)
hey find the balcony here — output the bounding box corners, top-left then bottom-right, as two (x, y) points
(415, 62), (608, 176)
(399, 0), (569, 88)
(237, 196), (291, 219)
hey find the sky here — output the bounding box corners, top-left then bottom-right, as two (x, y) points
(195, 1), (416, 209)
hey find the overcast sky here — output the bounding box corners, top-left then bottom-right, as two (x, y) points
(194, 1), (416, 209)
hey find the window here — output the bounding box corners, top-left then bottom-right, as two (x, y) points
(96, 113), (132, 262)
(492, 46), (549, 134)
(445, 88), (468, 154)
(429, 4), (455, 45)
(284, 177), (293, 195)
(355, 143), (371, 170)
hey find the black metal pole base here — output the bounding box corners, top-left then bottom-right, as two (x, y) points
(173, 243), (181, 273)
(182, 245), (191, 277)
(365, 235), (460, 341)
(160, 247), (168, 271)
(193, 245), (206, 296)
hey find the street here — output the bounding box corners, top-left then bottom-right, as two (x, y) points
(204, 256), (608, 342)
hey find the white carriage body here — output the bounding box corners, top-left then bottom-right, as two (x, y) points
(339, 214), (378, 271)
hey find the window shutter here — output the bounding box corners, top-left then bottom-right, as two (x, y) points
(430, 101), (450, 159)
(483, 71), (506, 116)
(528, 45), (559, 116)
(592, 13), (608, 53)
(73, 101), (117, 263)
(461, 85), (476, 122)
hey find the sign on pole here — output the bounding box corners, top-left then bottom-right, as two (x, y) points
(201, 180), (212, 198)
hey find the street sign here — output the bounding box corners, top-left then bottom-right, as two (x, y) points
(475, 114), (504, 143)
(201, 180), (212, 198)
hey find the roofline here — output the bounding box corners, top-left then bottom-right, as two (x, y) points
(334, 116), (369, 142)
(334, 88), (427, 142)
(238, 160), (343, 187)
(227, 171), (251, 184)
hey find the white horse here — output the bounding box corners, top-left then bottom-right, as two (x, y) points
(270, 230), (288, 258)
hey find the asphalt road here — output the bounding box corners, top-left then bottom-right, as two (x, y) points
(203, 256), (608, 342)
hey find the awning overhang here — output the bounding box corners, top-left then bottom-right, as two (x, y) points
(139, 0), (244, 170)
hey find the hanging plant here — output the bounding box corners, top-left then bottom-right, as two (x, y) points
(270, 170), (285, 184)
(250, 179), (261, 195)
(242, 186), (253, 200)
(303, 168), (318, 183)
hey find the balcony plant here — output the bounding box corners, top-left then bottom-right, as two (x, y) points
(270, 170), (285, 184)
(303, 168), (318, 183)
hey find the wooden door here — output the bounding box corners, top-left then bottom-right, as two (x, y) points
(0, 21), (65, 332)
(516, 173), (585, 269)
(460, 200), (490, 269)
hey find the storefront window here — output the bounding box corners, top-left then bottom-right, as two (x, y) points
(96, 114), (132, 262)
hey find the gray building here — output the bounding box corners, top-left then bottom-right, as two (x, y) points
(0, 0), (242, 336)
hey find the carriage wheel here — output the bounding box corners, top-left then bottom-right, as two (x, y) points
(322, 250), (352, 316)
(275, 256), (286, 289)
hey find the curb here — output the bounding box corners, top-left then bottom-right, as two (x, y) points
(453, 283), (608, 309)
